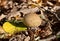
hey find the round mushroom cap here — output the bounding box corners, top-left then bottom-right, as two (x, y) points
(23, 13), (42, 27)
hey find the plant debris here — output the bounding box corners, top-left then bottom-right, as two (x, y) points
(0, 0), (60, 41)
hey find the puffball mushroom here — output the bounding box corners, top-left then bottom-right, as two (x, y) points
(23, 13), (42, 27)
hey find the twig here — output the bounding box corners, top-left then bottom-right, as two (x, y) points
(39, 35), (56, 41)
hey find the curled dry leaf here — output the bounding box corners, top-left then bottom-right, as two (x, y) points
(20, 0), (27, 2)
(28, 0), (42, 7)
(0, 26), (5, 34)
(0, 14), (6, 21)
(0, 0), (7, 7)
(32, 0), (41, 4)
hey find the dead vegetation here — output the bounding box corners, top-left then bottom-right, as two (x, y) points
(0, 0), (60, 41)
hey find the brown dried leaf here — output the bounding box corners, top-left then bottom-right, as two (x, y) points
(0, 0), (7, 6)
